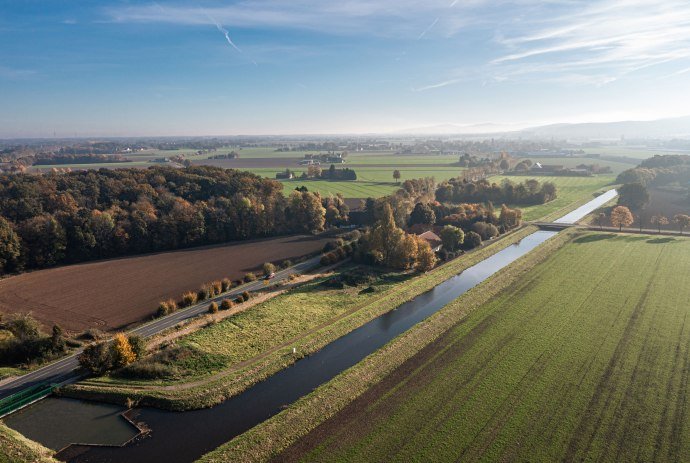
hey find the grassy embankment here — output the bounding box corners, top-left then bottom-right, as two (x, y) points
(272, 232), (690, 463)
(196, 227), (578, 463)
(63, 226), (537, 410)
(0, 423), (57, 463)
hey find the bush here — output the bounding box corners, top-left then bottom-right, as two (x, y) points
(234, 297), (243, 305)
(262, 262), (276, 276)
(221, 278), (232, 292)
(241, 291), (250, 301)
(220, 299), (233, 310)
(288, 273), (298, 281)
(211, 281), (223, 296)
(156, 299), (177, 317)
(281, 259), (292, 269)
(180, 292), (197, 307)
(244, 272), (257, 282)
(234, 279), (243, 287)
(79, 341), (112, 374)
(78, 328), (104, 341)
(208, 302), (218, 314)
(462, 231), (483, 250)
(128, 334), (146, 359)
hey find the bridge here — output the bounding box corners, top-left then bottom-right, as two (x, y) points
(0, 382), (59, 418)
(531, 221), (581, 231)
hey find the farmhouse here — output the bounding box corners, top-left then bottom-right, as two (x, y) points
(417, 230), (443, 252)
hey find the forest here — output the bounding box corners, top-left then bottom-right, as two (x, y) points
(0, 166), (326, 275)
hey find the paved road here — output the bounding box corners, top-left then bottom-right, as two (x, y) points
(0, 255), (323, 400)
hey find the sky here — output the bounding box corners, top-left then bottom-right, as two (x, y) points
(2, 0), (690, 137)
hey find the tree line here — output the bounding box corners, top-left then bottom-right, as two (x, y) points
(0, 166), (327, 275)
(435, 178), (557, 206)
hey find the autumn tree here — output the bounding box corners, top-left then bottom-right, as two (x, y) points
(79, 341), (112, 374)
(610, 206), (634, 231)
(110, 332), (137, 368)
(439, 225), (464, 251)
(499, 205), (522, 229)
(393, 170), (401, 184)
(415, 238), (437, 272)
(674, 214), (690, 235)
(651, 214), (669, 233)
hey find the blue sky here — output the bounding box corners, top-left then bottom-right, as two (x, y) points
(2, 0), (690, 137)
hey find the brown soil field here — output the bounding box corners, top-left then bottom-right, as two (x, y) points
(0, 235), (332, 334)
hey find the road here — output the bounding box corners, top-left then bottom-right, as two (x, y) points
(0, 255), (324, 400)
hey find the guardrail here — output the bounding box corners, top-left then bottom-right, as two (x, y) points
(0, 382), (57, 418)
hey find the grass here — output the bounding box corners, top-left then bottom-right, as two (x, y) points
(581, 146), (666, 160)
(0, 423), (57, 463)
(64, 227), (538, 410)
(280, 232), (690, 463)
(490, 174), (616, 221)
(518, 156), (634, 174)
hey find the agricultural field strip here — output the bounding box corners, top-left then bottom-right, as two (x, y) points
(283, 234), (690, 462)
(0, 256), (322, 400)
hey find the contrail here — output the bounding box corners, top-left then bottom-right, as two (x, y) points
(418, 17), (439, 40)
(449, 0), (458, 6)
(212, 20), (243, 53)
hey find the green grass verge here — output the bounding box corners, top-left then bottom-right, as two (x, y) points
(0, 423), (57, 463)
(63, 227), (537, 411)
(490, 175), (616, 221)
(282, 232), (690, 462)
(195, 228), (577, 463)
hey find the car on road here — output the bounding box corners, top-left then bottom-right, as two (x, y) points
(264, 272), (276, 280)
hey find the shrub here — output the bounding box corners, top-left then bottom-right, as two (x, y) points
(208, 302), (218, 314)
(78, 328), (104, 341)
(288, 273), (298, 281)
(220, 299), (233, 310)
(471, 221), (499, 240)
(281, 259), (293, 269)
(234, 297), (243, 305)
(244, 272), (257, 282)
(156, 299), (177, 317)
(211, 281), (223, 296)
(262, 262), (276, 276)
(234, 279), (243, 287)
(320, 255), (331, 265)
(197, 284), (212, 301)
(128, 334), (146, 359)
(242, 291), (250, 301)
(335, 247), (346, 259)
(221, 278), (232, 292)
(180, 292), (197, 307)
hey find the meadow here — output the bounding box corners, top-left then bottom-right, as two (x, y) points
(283, 232), (690, 463)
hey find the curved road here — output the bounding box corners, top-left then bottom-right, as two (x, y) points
(0, 255), (323, 400)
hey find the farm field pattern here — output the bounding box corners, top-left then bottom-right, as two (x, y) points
(286, 232), (690, 463)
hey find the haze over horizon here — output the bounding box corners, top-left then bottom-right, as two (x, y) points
(3, 0), (690, 137)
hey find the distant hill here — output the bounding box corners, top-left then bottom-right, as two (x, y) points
(392, 123), (525, 135)
(521, 116), (690, 140)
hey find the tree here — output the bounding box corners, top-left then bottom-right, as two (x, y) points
(651, 214), (669, 233)
(610, 206), (634, 231)
(79, 341), (112, 374)
(409, 202), (436, 226)
(0, 216), (21, 273)
(617, 183), (650, 210)
(50, 325), (65, 353)
(5, 313), (41, 341)
(415, 238), (437, 272)
(262, 262), (276, 276)
(128, 334), (146, 359)
(674, 214), (690, 235)
(593, 212), (607, 230)
(499, 205), (522, 229)
(462, 231), (483, 250)
(393, 170), (401, 184)
(439, 225), (464, 252)
(110, 332), (136, 368)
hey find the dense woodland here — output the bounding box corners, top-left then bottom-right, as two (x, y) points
(617, 155), (690, 193)
(435, 177), (557, 206)
(0, 166), (326, 275)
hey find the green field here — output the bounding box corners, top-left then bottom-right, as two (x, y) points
(490, 175), (616, 221)
(581, 146), (667, 160)
(247, 166), (465, 199)
(522, 156), (633, 174)
(291, 232), (690, 463)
